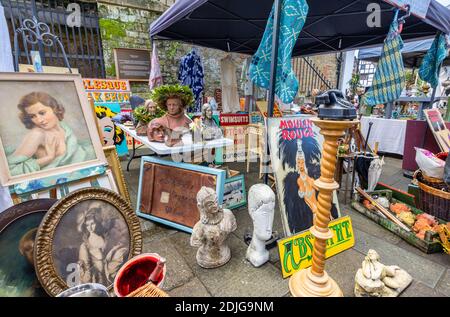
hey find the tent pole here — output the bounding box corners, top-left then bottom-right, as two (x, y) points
(264, 0), (282, 185)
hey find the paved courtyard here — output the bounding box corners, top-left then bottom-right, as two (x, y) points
(122, 155), (449, 297)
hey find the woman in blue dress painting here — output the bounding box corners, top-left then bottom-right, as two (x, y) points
(6, 91), (95, 176)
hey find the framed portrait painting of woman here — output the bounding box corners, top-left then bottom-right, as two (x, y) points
(0, 199), (57, 297)
(0, 73), (107, 186)
(34, 187), (142, 296)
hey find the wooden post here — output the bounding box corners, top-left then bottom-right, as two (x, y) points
(289, 118), (358, 297)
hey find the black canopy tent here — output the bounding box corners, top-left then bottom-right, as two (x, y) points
(150, 0), (450, 57)
(358, 37), (450, 67)
(150, 0), (450, 183)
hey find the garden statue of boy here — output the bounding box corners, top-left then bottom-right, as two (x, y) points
(246, 184), (275, 267)
(190, 187), (237, 268)
(147, 85), (193, 146)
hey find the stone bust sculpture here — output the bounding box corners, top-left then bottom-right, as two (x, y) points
(245, 184), (275, 267)
(190, 187), (237, 268)
(354, 249), (412, 297)
(201, 103), (222, 140)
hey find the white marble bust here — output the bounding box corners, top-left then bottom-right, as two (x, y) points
(246, 184), (276, 267)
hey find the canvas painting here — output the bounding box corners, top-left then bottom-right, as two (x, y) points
(0, 199), (57, 297)
(223, 175), (247, 210)
(267, 115), (341, 237)
(0, 73), (107, 186)
(83, 78), (131, 156)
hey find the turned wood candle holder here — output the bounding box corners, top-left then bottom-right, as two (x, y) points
(289, 118), (358, 297)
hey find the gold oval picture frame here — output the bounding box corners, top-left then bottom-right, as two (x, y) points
(34, 187), (142, 296)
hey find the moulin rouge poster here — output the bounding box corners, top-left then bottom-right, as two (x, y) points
(268, 115), (341, 237)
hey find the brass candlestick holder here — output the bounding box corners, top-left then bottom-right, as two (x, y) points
(289, 118), (358, 297)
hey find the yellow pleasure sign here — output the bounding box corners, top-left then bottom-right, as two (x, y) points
(277, 216), (355, 278)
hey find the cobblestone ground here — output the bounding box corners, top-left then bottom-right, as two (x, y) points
(121, 154), (449, 297)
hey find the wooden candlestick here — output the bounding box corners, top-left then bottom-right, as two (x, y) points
(289, 118), (358, 297)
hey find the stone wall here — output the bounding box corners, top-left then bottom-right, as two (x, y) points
(97, 0), (245, 100)
(97, 0), (338, 100)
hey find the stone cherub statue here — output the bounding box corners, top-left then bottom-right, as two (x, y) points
(201, 103), (222, 140)
(190, 187), (237, 268)
(354, 249), (412, 297)
(246, 184), (276, 267)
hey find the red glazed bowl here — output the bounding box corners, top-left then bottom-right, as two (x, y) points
(113, 253), (166, 297)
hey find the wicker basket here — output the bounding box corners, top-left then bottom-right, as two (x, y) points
(414, 170), (448, 191)
(417, 181), (450, 221)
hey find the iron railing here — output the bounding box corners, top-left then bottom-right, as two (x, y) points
(1, 0), (105, 78)
(292, 56), (334, 96)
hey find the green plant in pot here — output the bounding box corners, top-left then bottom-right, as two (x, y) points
(133, 100), (165, 136)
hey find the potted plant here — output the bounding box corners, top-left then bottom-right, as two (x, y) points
(133, 103), (165, 136)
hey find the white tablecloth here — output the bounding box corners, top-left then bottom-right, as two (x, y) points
(117, 124), (233, 155)
(360, 117), (407, 155)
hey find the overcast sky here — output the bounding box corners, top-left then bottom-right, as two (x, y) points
(438, 0), (450, 6)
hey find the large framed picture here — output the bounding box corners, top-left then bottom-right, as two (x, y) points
(137, 156), (226, 233)
(223, 174), (247, 210)
(0, 73), (107, 186)
(423, 109), (450, 152)
(0, 199), (57, 297)
(34, 188), (142, 296)
(267, 115), (341, 237)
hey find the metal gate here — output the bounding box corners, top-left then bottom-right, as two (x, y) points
(1, 0), (105, 78)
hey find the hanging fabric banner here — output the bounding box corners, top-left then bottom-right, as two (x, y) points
(419, 33), (448, 89)
(248, 0), (309, 104)
(362, 10), (406, 107)
(149, 42), (163, 90)
(178, 49), (204, 113)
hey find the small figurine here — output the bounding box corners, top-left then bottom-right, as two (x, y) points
(190, 187), (237, 268)
(246, 184), (275, 267)
(147, 85), (194, 146)
(354, 249), (412, 297)
(201, 103), (222, 141)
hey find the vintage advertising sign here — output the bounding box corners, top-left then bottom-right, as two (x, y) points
(384, 0), (431, 19)
(277, 216), (355, 278)
(219, 113), (249, 126)
(84, 78), (131, 156)
(215, 126), (247, 163)
(267, 115), (341, 237)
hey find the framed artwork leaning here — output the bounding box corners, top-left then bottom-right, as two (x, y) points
(34, 187), (142, 296)
(223, 174), (247, 210)
(137, 156), (226, 233)
(0, 73), (107, 186)
(0, 199), (57, 297)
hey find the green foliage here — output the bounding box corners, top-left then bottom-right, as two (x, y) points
(99, 18), (127, 40)
(150, 84), (194, 110)
(133, 105), (165, 124)
(348, 73), (362, 95)
(167, 42), (181, 59)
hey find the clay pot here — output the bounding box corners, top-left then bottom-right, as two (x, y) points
(113, 253), (166, 297)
